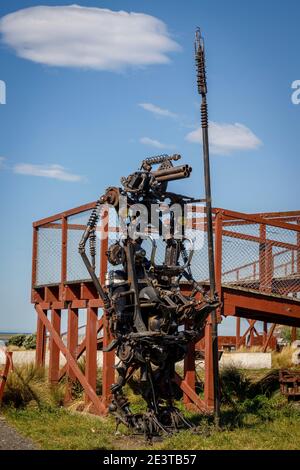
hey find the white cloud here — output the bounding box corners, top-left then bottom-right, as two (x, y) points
(13, 163), (84, 182)
(0, 5), (180, 71)
(185, 122), (262, 155)
(139, 102), (178, 119)
(140, 137), (175, 150)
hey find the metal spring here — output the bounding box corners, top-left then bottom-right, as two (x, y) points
(195, 29), (207, 96)
(87, 199), (102, 228)
(201, 101), (208, 128)
(89, 232), (96, 270)
(89, 230), (96, 257)
(144, 154), (169, 165)
(141, 153), (181, 169)
(196, 50), (207, 96)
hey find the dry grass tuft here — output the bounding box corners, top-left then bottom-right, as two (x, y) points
(2, 362), (66, 409)
(272, 346), (294, 369)
(236, 346), (265, 353)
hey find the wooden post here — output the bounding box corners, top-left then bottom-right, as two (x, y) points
(61, 215), (68, 291)
(265, 242), (273, 293)
(85, 306), (98, 404)
(49, 309), (61, 383)
(204, 319), (214, 410)
(31, 227), (38, 301)
(214, 211), (223, 322)
(202, 210), (223, 412)
(36, 310), (47, 367)
(291, 327), (297, 343)
(65, 306), (78, 402)
(101, 209), (115, 405)
(236, 317), (241, 349)
(297, 219), (300, 274)
(183, 337), (195, 407)
(263, 322), (268, 342)
(259, 224), (266, 292)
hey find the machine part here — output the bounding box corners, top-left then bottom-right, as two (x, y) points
(141, 153), (181, 171)
(106, 242), (125, 266)
(279, 369), (300, 398)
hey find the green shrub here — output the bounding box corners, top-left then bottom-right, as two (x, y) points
(281, 327), (300, 343)
(8, 334), (26, 347)
(23, 334), (37, 350)
(2, 363), (47, 408)
(220, 365), (250, 403)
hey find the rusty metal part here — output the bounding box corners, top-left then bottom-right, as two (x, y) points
(152, 164), (192, 178)
(75, 151), (219, 437)
(141, 153), (181, 171)
(279, 369), (300, 398)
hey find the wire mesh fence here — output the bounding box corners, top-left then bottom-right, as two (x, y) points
(36, 220), (62, 285)
(33, 204), (300, 302)
(66, 209), (101, 282)
(220, 216), (300, 300)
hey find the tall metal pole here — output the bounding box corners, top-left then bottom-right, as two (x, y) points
(195, 28), (220, 424)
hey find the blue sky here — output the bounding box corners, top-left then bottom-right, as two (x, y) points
(0, 0), (299, 333)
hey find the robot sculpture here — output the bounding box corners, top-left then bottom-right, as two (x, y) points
(79, 153), (219, 438)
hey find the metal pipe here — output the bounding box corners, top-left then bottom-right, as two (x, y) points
(155, 170), (192, 182)
(195, 28), (220, 425)
(125, 243), (147, 332)
(152, 164), (192, 178)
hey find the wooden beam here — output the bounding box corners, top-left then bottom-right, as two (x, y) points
(85, 307), (98, 405)
(49, 309), (61, 384)
(35, 304), (106, 415)
(263, 323), (276, 352)
(36, 310), (47, 367)
(65, 307), (78, 402)
(100, 212), (115, 405)
(58, 318), (103, 381)
(204, 320), (214, 409)
(183, 339), (195, 406)
(174, 372), (209, 412)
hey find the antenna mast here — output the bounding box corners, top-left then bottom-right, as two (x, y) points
(195, 28), (220, 424)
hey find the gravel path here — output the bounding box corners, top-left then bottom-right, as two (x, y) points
(0, 415), (37, 450)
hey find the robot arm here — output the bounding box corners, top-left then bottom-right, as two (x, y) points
(78, 187), (119, 310)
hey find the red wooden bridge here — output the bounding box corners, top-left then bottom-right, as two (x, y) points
(31, 203), (300, 414)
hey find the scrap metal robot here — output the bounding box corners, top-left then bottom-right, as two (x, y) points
(79, 153), (219, 438)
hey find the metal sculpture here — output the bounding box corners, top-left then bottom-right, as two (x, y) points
(79, 153), (219, 438)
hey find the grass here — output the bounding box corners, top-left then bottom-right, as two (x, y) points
(3, 407), (116, 450)
(1, 363), (300, 450)
(153, 412), (300, 450)
(272, 346), (294, 369)
(1, 363), (65, 409)
(3, 394), (300, 450)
